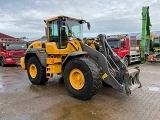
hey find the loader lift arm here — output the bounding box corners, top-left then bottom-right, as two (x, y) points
(81, 34), (141, 95)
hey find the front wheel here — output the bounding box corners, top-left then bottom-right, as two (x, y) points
(27, 56), (48, 85)
(63, 57), (102, 100)
(124, 57), (129, 66)
(1, 58), (5, 67)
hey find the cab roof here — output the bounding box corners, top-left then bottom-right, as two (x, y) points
(44, 15), (86, 23)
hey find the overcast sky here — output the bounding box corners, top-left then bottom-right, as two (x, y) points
(0, 0), (160, 39)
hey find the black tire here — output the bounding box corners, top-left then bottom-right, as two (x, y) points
(102, 81), (112, 87)
(59, 76), (64, 83)
(124, 57), (129, 66)
(27, 56), (49, 85)
(63, 57), (102, 100)
(1, 58), (5, 67)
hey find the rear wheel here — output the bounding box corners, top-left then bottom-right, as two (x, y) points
(27, 56), (48, 85)
(63, 57), (102, 100)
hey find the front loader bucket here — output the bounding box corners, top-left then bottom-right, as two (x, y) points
(80, 34), (142, 95)
(124, 67), (141, 95)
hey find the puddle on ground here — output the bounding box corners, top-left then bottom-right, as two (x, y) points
(148, 86), (160, 92)
(0, 82), (5, 92)
(2, 75), (8, 77)
(0, 84), (2, 88)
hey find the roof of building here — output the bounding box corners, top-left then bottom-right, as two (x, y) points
(0, 33), (15, 39)
(136, 31), (160, 40)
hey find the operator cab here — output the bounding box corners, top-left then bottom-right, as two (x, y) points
(107, 37), (126, 49)
(44, 16), (90, 49)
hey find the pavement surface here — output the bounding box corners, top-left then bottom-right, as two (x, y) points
(0, 63), (160, 120)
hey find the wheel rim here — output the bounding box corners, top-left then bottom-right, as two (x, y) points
(69, 68), (85, 90)
(29, 64), (37, 78)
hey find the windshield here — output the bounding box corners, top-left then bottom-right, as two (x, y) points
(154, 38), (160, 47)
(107, 40), (119, 48)
(65, 19), (83, 40)
(6, 43), (27, 50)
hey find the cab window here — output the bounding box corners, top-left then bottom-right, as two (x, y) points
(60, 25), (68, 48)
(49, 21), (58, 43)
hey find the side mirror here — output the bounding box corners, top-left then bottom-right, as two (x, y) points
(0, 44), (2, 49)
(123, 41), (126, 47)
(87, 22), (91, 30)
(121, 39), (126, 48)
(1, 43), (6, 50)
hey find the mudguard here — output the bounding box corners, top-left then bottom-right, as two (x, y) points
(25, 48), (49, 67)
(62, 51), (88, 69)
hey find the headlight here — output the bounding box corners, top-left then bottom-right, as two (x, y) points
(9, 53), (13, 56)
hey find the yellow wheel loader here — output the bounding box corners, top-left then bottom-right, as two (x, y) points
(20, 16), (141, 100)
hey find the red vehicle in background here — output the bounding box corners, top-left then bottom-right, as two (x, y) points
(0, 39), (27, 67)
(107, 34), (141, 66)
